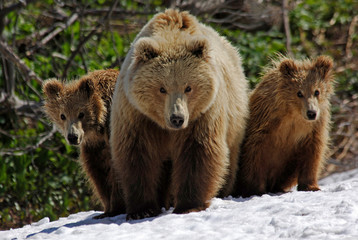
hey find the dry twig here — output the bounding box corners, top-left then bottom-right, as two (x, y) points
(29, 13), (79, 55)
(345, 15), (358, 60)
(0, 40), (42, 84)
(0, 0), (37, 18)
(0, 125), (57, 156)
(282, 0), (292, 57)
(61, 0), (119, 79)
(328, 94), (358, 173)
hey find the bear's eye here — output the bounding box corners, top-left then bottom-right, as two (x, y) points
(78, 112), (84, 119)
(160, 87), (167, 94)
(314, 90), (320, 96)
(185, 86), (192, 93)
(297, 91), (304, 98)
(60, 114), (66, 120)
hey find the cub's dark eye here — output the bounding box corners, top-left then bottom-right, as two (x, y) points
(160, 87), (167, 94)
(60, 114), (66, 120)
(314, 90), (320, 96)
(297, 91), (304, 98)
(78, 112), (84, 119)
(185, 86), (192, 93)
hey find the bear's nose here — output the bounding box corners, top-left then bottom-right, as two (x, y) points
(67, 133), (79, 145)
(170, 114), (184, 128)
(306, 110), (317, 120)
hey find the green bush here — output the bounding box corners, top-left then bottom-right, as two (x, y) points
(218, 28), (286, 87)
(0, 121), (93, 229)
(290, 0), (358, 93)
(0, 0), (130, 229)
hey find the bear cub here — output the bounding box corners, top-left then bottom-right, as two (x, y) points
(43, 69), (125, 218)
(235, 56), (334, 197)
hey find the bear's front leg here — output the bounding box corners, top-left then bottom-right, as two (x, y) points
(113, 132), (163, 220)
(297, 137), (324, 192)
(172, 134), (228, 214)
(94, 168), (126, 219)
(81, 142), (114, 215)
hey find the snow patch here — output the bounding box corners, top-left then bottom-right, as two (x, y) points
(30, 218), (49, 227)
(2, 169), (358, 240)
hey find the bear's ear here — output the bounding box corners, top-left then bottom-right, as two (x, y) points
(43, 79), (63, 99)
(187, 38), (209, 59)
(312, 55), (333, 80)
(279, 59), (298, 79)
(133, 38), (160, 63)
(78, 77), (95, 98)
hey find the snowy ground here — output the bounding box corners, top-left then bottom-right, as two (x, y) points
(3, 168), (358, 240)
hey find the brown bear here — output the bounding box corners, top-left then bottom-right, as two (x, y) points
(234, 55), (334, 197)
(110, 9), (248, 220)
(43, 69), (125, 218)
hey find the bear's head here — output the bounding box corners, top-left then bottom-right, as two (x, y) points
(278, 55), (334, 121)
(43, 77), (106, 145)
(126, 36), (218, 130)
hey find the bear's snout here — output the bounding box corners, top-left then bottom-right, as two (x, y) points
(166, 93), (189, 130)
(306, 110), (317, 120)
(67, 133), (79, 145)
(170, 114), (185, 128)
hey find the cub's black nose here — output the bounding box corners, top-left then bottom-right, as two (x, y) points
(307, 110), (317, 120)
(67, 133), (78, 145)
(170, 114), (184, 128)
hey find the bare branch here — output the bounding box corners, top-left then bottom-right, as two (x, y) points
(174, 0), (282, 31)
(282, 0), (292, 57)
(0, 128), (16, 139)
(82, 8), (155, 19)
(345, 15), (358, 60)
(0, 90), (43, 118)
(0, 0), (38, 18)
(61, 0), (119, 79)
(0, 125), (57, 156)
(328, 94), (358, 173)
(29, 13), (79, 55)
(0, 40), (42, 84)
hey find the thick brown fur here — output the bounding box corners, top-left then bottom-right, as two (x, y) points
(234, 55), (335, 197)
(43, 69), (125, 218)
(110, 9), (248, 220)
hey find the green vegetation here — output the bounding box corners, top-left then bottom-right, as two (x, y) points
(0, 0), (356, 230)
(0, 0), (150, 229)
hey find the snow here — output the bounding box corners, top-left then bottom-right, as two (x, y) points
(2, 168), (358, 240)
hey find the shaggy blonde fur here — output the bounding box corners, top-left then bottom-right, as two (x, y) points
(110, 9), (248, 220)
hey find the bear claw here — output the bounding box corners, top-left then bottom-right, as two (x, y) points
(297, 184), (320, 192)
(173, 206), (206, 214)
(126, 208), (161, 221)
(93, 210), (124, 219)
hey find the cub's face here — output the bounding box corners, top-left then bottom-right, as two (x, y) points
(279, 56), (334, 121)
(43, 78), (104, 145)
(128, 37), (217, 130)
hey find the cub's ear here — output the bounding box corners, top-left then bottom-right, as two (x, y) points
(133, 37), (160, 63)
(279, 59), (298, 79)
(78, 77), (95, 98)
(312, 55), (333, 80)
(187, 38), (209, 59)
(43, 79), (63, 98)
